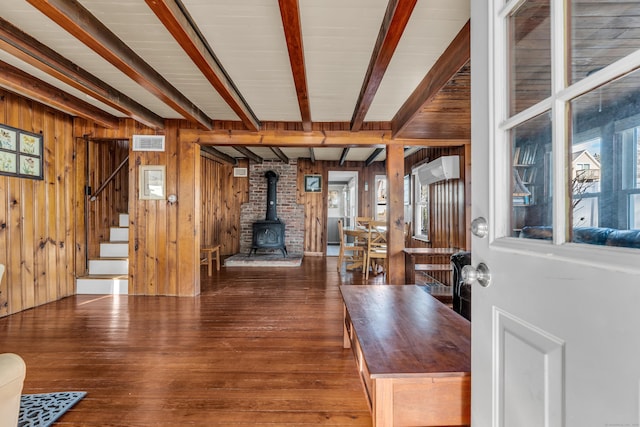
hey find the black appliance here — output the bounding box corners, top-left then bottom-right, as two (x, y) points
(250, 170), (287, 257)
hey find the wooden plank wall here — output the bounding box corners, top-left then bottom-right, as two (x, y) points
(200, 156), (249, 256)
(0, 89), (77, 317)
(404, 145), (469, 285)
(86, 139), (129, 260)
(75, 118), (202, 296)
(297, 159), (385, 255)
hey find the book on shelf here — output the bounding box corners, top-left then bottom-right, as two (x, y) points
(513, 195), (531, 206)
(514, 144), (539, 165)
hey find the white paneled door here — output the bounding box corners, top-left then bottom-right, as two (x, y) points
(471, 1), (640, 426)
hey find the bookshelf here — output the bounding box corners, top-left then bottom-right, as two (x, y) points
(512, 141), (551, 236)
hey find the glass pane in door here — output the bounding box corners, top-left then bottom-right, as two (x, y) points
(508, 0), (551, 115)
(570, 2), (640, 84)
(570, 69), (640, 248)
(511, 112), (553, 238)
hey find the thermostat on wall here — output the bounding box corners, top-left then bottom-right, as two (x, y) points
(233, 167), (248, 177)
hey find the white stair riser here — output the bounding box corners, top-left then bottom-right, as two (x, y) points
(119, 213), (129, 228)
(100, 243), (128, 258)
(89, 259), (128, 275)
(77, 278), (128, 294)
(110, 227), (129, 242)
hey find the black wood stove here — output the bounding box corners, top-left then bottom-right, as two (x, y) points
(250, 170), (287, 257)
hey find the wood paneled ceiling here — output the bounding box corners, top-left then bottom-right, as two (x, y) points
(0, 0), (471, 163)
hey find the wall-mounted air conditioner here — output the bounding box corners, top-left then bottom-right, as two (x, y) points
(413, 155), (460, 185)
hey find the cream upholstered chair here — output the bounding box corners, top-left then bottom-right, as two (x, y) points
(0, 265), (26, 427)
(0, 353), (25, 427)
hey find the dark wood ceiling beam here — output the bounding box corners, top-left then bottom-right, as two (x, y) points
(233, 146), (263, 163)
(350, 0), (418, 132)
(339, 148), (350, 165)
(392, 20), (470, 138)
(0, 18), (164, 129)
(0, 60), (119, 128)
(145, 0), (260, 132)
(26, 0), (213, 130)
(278, 0), (312, 132)
(365, 148), (385, 166)
(200, 146), (237, 166)
(270, 147), (289, 163)
(181, 129), (469, 147)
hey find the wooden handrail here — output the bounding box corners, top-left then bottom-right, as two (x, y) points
(89, 156), (129, 201)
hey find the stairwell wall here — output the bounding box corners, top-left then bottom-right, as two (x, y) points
(74, 118), (202, 297)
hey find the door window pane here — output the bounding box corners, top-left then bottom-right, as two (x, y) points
(511, 112), (553, 238)
(509, 0), (551, 116)
(570, 2), (640, 84)
(570, 69), (640, 248)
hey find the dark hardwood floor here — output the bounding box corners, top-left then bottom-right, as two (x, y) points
(0, 256), (387, 426)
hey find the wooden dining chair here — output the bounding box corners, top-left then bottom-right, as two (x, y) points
(364, 220), (388, 279)
(355, 217), (373, 228)
(337, 219), (365, 271)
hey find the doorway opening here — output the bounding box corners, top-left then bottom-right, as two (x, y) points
(326, 171), (358, 256)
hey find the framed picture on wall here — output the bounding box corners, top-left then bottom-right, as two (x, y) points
(0, 124), (43, 180)
(304, 174), (322, 192)
(139, 165), (166, 200)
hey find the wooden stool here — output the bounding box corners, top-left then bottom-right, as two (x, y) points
(200, 245), (221, 276)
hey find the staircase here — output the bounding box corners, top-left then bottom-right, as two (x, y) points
(76, 213), (129, 294)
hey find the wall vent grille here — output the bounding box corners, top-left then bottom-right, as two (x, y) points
(132, 135), (165, 152)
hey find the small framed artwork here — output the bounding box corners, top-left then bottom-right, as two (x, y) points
(0, 127), (17, 151)
(0, 124), (43, 180)
(304, 174), (322, 193)
(0, 151), (17, 173)
(139, 165), (166, 200)
(19, 155), (40, 177)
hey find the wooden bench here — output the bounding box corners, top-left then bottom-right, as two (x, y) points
(200, 245), (221, 276)
(341, 285), (470, 427)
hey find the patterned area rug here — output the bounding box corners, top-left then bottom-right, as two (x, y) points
(19, 391), (86, 427)
(224, 253), (303, 267)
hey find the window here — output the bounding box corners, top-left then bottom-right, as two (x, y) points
(502, 0), (640, 249)
(413, 176), (429, 241)
(403, 174), (412, 226)
(374, 175), (387, 220)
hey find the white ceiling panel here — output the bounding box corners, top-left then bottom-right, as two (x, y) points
(280, 147), (312, 161)
(300, 0), (389, 122)
(182, 0), (301, 122)
(366, 0), (470, 121)
(78, 0), (239, 121)
(312, 147), (345, 161)
(245, 146), (281, 160)
(0, 0), (471, 160)
(0, 0), (182, 119)
(0, 50), (125, 118)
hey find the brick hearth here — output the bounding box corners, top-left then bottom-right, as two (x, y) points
(240, 160), (305, 255)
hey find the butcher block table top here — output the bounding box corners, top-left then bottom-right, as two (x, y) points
(340, 284), (470, 378)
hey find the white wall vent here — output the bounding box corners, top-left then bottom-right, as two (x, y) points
(233, 167), (248, 177)
(132, 135), (165, 152)
(413, 155), (460, 185)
